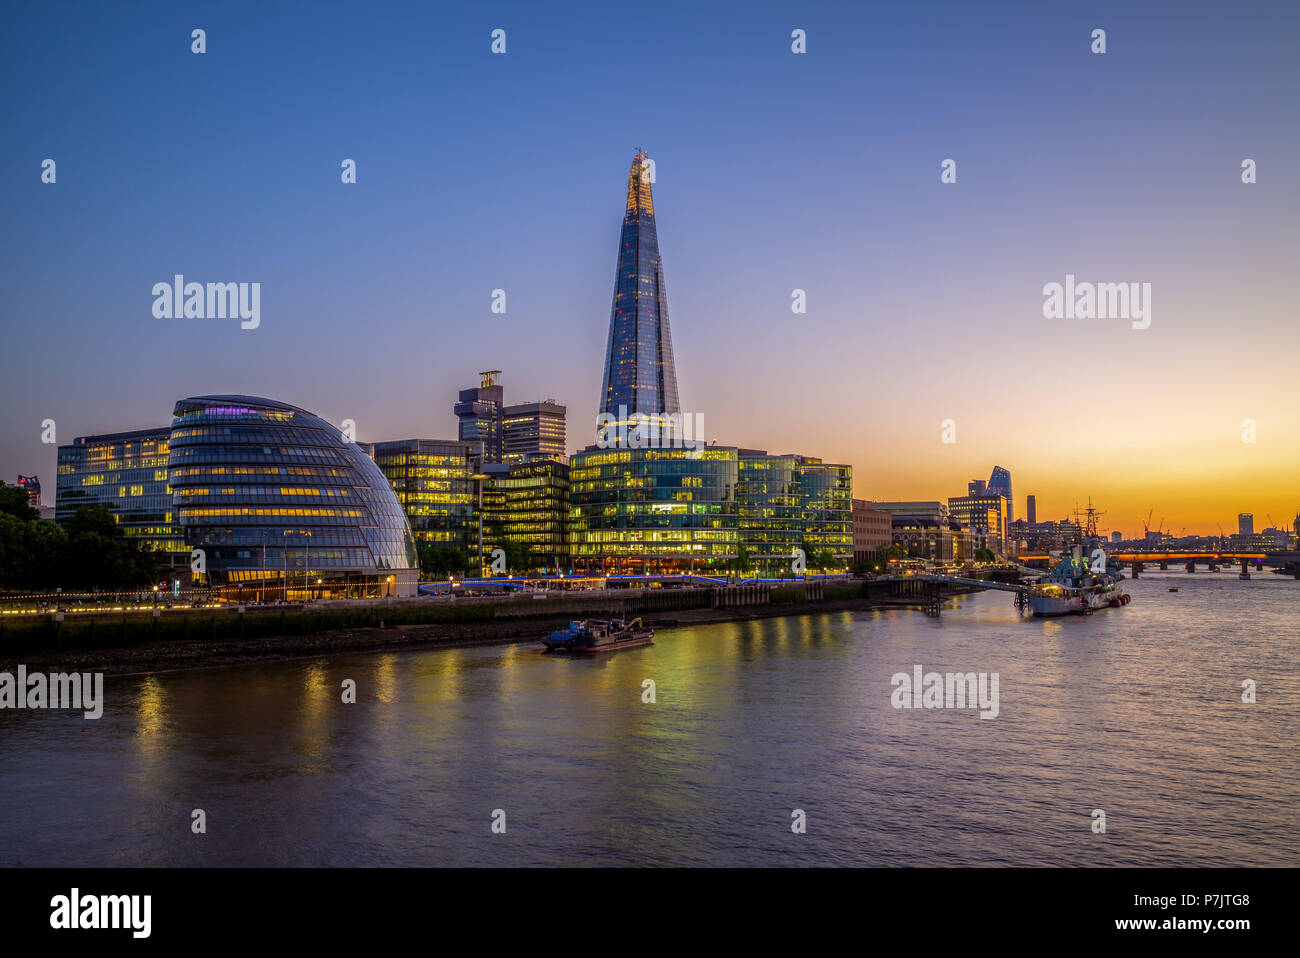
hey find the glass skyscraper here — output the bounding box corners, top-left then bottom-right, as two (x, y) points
(988, 465), (1013, 524)
(599, 150), (681, 432)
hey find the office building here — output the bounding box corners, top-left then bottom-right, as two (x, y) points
(852, 499), (893, 563)
(599, 149), (681, 440)
(168, 396), (418, 598)
(369, 439), (480, 554)
(502, 400), (567, 464)
(16, 475), (40, 507)
(454, 370), (505, 463)
(948, 487), (1008, 554)
(454, 370), (568, 466)
(483, 458), (571, 570)
(987, 466), (1013, 524)
(55, 427), (187, 567)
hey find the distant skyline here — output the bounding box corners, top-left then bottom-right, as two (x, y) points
(2, 0), (1297, 537)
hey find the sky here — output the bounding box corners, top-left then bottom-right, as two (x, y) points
(2, 0), (1297, 537)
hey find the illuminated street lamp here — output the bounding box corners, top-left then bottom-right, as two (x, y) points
(471, 473), (491, 578)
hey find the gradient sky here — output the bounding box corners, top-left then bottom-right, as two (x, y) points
(2, 0), (1297, 537)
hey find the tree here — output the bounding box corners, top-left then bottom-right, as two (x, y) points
(0, 481), (38, 521)
(0, 502), (156, 592)
(728, 543), (752, 576)
(418, 543), (469, 579)
(498, 537), (534, 574)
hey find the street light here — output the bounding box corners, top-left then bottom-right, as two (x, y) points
(471, 472), (490, 578)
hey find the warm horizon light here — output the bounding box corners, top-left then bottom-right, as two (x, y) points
(2, 1), (1296, 537)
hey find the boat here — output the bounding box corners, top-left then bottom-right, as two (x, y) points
(1027, 547), (1130, 617)
(542, 618), (654, 654)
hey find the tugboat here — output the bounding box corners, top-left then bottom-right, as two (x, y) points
(1027, 546), (1130, 617)
(542, 618), (654, 654)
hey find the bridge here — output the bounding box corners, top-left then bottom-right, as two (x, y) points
(1018, 551), (1300, 577)
(874, 572), (1030, 617)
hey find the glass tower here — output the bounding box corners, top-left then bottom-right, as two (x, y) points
(988, 465), (1013, 524)
(599, 150), (681, 433)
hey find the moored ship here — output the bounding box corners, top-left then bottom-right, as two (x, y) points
(1028, 548), (1130, 616)
(542, 618), (655, 654)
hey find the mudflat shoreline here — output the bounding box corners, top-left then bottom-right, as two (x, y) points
(0, 594), (962, 677)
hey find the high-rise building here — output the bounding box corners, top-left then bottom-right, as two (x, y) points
(948, 489), (1008, 554)
(55, 427), (187, 567)
(1026, 494), (1037, 525)
(987, 466), (1013, 524)
(483, 459), (571, 570)
(598, 149), (681, 438)
(454, 370), (505, 462)
(502, 400), (567, 464)
(16, 475), (40, 507)
(570, 151), (851, 574)
(454, 370), (568, 466)
(1238, 513), (1254, 536)
(369, 439), (479, 553)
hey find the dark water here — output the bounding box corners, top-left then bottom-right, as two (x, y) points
(2, 572), (1297, 866)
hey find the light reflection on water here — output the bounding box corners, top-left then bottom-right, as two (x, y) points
(0, 572), (1296, 866)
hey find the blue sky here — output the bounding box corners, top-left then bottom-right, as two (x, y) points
(2, 0), (1297, 532)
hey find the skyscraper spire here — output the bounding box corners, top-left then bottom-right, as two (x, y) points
(599, 150), (681, 427)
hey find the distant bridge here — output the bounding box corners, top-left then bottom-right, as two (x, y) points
(1018, 551), (1300, 577)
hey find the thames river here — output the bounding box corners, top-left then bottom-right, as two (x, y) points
(2, 572), (1296, 866)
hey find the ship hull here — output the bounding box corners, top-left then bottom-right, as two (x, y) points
(1030, 584), (1127, 617)
(542, 619), (655, 654)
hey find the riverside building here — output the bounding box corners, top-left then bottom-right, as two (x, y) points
(55, 426), (188, 570)
(167, 396), (418, 598)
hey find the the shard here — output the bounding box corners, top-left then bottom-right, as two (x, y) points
(598, 150), (681, 427)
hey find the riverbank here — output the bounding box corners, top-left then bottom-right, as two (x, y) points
(0, 591), (976, 676)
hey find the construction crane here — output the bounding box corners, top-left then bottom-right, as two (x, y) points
(1142, 509), (1155, 539)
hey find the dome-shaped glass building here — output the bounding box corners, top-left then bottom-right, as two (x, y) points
(168, 396), (418, 599)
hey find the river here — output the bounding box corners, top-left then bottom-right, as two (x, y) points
(2, 571), (1296, 866)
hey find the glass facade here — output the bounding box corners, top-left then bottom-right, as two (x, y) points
(484, 459), (570, 568)
(988, 465), (1013, 524)
(167, 396), (417, 596)
(501, 401), (567, 464)
(454, 371), (504, 463)
(55, 427), (188, 564)
(947, 493), (1008, 554)
(370, 439), (478, 550)
(599, 150), (681, 426)
(570, 446), (738, 573)
(736, 454), (853, 574)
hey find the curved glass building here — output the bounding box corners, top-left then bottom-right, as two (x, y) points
(168, 396), (418, 599)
